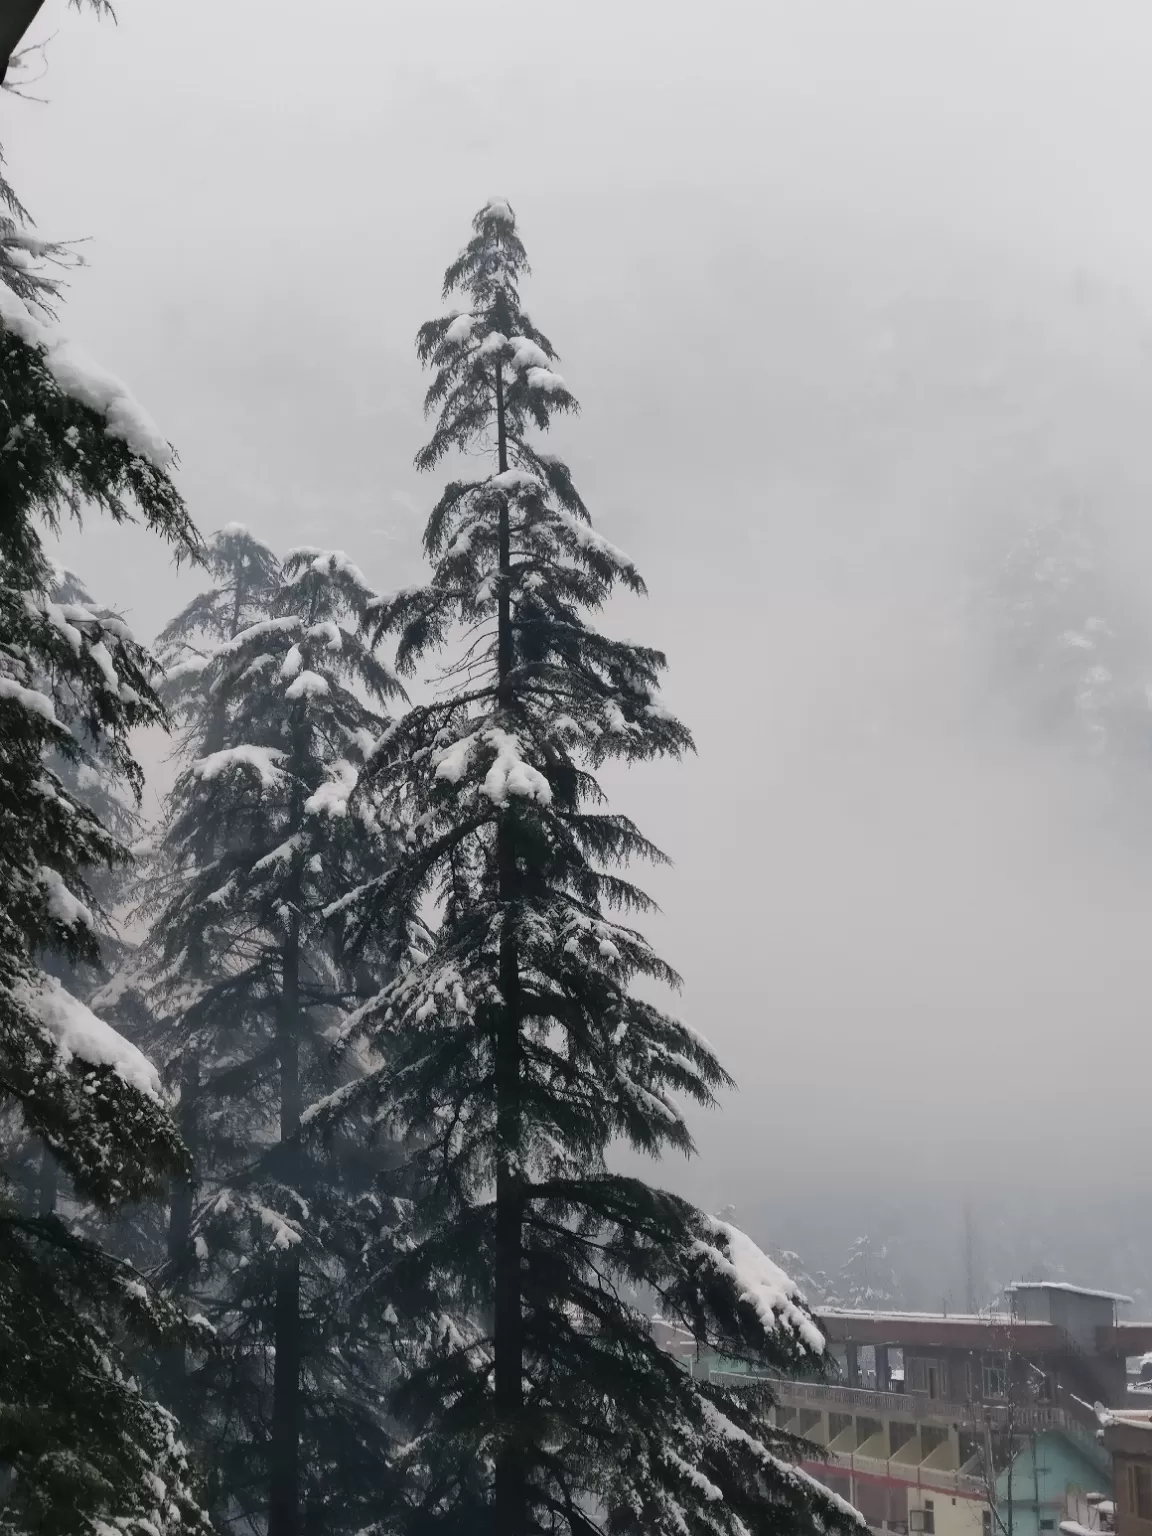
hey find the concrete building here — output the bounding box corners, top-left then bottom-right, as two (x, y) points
(684, 1282), (1152, 1536)
(1099, 1410), (1152, 1536)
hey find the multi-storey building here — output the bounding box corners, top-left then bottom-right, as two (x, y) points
(1099, 1408), (1152, 1536)
(682, 1281), (1152, 1536)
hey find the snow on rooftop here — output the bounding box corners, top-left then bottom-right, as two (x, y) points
(818, 1308), (1000, 1323)
(1006, 1282), (1133, 1303)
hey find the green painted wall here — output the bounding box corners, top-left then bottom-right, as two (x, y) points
(993, 1431), (1112, 1536)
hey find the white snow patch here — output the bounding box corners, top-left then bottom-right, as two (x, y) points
(0, 675), (58, 723)
(526, 366), (567, 393)
(194, 745), (286, 788)
(305, 760), (358, 818)
(557, 510), (634, 570)
(694, 1218), (825, 1355)
(432, 732), (478, 784)
(664, 1448), (722, 1502)
(285, 670), (329, 700)
(252, 836), (299, 873)
(445, 313), (474, 343)
(164, 653), (210, 683)
(509, 335), (552, 372)
(258, 1206), (302, 1250)
(481, 729), (552, 807)
(307, 620), (343, 651)
(279, 644), (303, 680)
(0, 285), (174, 468)
(491, 468), (542, 493)
(16, 974), (162, 1099)
(39, 867), (93, 930)
(217, 616), (301, 654)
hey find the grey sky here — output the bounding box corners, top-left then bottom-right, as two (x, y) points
(10, 0), (1152, 1277)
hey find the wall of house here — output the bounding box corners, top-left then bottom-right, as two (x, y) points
(994, 1431), (1112, 1536)
(908, 1489), (985, 1536)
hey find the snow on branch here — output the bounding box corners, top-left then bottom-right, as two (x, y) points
(0, 283), (174, 469)
(526, 365), (568, 393)
(16, 974), (162, 1100)
(481, 729), (552, 806)
(699, 1400), (866, 1527)
(693, 1217), (826, 1355)
(0, 674), (58, 723)
(193, 745), (287, 788)
(285, 670), (329, 700)
(305, 760), (358, 818)
(39, 866), (94, 930)
(215, 615), (302, 655)
(557, 510), (635, 572)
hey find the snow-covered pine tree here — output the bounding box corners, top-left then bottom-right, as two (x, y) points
(0, 265), (210, 1530)
(837, 1236), (898, 1312)
(8, 565), (155, 1220)
(319, 201), (865, 1536)
(41, 567), (147, 990)
(123, 529), (405, 1535)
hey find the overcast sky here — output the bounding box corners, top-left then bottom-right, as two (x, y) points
(11, 0), (1152, 1274)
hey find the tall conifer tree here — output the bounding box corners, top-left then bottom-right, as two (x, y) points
(319, 203), (865, 1536)
(0, 246), (209, 1530)
(118, 530), (404, 1535)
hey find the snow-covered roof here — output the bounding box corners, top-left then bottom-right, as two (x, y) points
(1102, 1410), (1152, 1430)
(819, 1309), (1021, 1324)
(1006, 1282), (1133, 1303)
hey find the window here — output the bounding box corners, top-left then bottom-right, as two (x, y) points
(982, 1359), (1008, 1399)
(1128, 1463), (1152, 1520)
(924, 1499), (935, 1535)
(910, 1358), (943, 1398)
(982, 1512), (993, 1536)
(1040, 1521), (1055, 1531)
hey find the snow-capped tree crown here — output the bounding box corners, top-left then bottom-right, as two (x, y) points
(0, 224), (211, 1535)
(317, 203), (858, 1536)
(355, 197), (706, 1184)
(134, 529), (404, 1115)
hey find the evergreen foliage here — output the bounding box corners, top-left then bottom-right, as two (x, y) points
(115, 528), (405, 1534)
(317, 201), (864, 1536)
(0, 273), (208, 1531)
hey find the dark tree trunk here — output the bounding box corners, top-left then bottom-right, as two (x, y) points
(269, 742), (306, 1536)
(163, 1063), (198, 1398)
(167, 1062), (198, 1278)
(37, 1143), (56, 1217)
(492, 358), (527, 1536)
(0, 0), (45, 83)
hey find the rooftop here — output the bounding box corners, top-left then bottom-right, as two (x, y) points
(1006, 1282), (1134, 1304)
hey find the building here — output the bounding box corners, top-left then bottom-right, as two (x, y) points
(683, 1282), (1152, 1536)
(1099, 1409), (1152, 1536)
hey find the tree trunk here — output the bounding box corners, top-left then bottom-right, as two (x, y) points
(167, 1062), (198, 1279)
(163, 1062), (198, 1398)
(0, 0), (45, 83)
(492, 358), (527, 1536)
(37, 1143), (56, 1217)
(269, 788), (305, 1536)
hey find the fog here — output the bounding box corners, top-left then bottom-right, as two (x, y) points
(10, 0), (1152, 1305)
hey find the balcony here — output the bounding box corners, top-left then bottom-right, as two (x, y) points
(703, 1372), (1110, 1475)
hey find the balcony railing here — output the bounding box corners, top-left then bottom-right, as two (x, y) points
(705, 1373), (1109, 1470)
